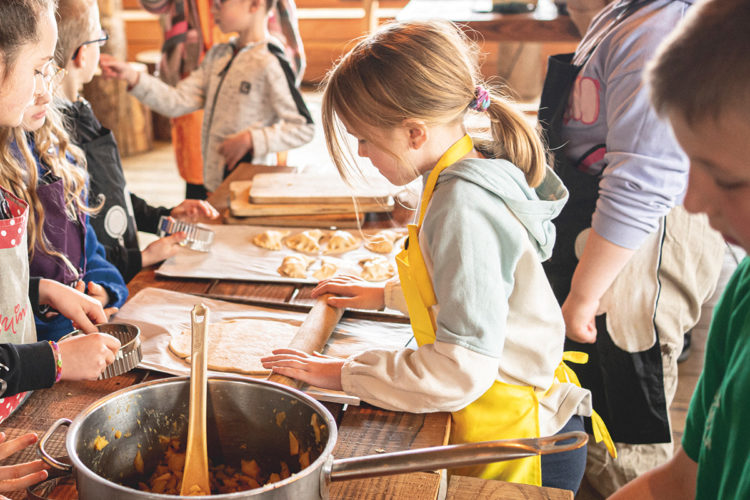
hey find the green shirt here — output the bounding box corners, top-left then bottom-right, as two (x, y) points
(683, 257), (750, 499)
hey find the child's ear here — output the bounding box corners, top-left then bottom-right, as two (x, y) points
(249, 0), (263, 11)
(71, 48), (85, 69)
(403, 119), (428, 149)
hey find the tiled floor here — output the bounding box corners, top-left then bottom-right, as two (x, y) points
(121, 86), (743, 499)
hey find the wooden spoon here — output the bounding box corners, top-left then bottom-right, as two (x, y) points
(180, 303), (211, 496)
(267, 293), (344, 389)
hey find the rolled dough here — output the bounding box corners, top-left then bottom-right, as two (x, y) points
(168, 318), (301, 375)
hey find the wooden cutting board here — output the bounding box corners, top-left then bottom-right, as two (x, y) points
(249, 172), (397, 205)
(223, 211), (363, 228)
(230, 181), (392, 217)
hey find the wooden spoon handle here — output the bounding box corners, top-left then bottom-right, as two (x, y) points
(267, 294), (344, 389)
(181, 304), (211, 496)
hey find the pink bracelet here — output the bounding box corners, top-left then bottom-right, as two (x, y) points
(48, 341), (62, 383)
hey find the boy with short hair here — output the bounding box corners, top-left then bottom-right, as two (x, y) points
(100, 0), (315, 192)
(55, 0), (220, 283)
(611, 0), (750, 497)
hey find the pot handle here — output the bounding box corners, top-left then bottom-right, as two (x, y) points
(37, 418), (73, 472)
(327, 431), (587, 482)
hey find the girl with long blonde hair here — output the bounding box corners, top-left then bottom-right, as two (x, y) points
(15, 80), (128, 343)
(262, 20), (606, 492)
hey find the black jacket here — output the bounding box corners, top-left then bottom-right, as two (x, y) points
(61, 99), (171, 282)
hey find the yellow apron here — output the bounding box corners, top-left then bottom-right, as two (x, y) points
(394, 135), (615, 485)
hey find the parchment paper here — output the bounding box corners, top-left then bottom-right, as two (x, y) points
(155, 225), (404, 284)
(113, 288), (414, 405)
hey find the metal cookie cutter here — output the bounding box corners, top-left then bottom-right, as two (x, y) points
(60, 323), (142, 380)
(158, 215), (215, 252)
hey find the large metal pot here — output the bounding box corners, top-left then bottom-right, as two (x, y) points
(38, 377), (586, 499)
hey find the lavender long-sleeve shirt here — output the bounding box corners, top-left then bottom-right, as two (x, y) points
(561, 0), (693, 249)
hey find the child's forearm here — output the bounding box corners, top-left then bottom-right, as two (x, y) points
(567, 229), (635, 306)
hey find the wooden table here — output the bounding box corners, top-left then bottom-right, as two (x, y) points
(397, 0), (580, 43)
(4, 164), (570, 500)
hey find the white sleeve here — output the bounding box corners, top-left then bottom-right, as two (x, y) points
(383, 278), (409, 315)
(130, 65), (206, 118)
(340, 340), (498, 413)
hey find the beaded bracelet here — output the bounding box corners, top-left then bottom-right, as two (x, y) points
(48, 341), (62, 383)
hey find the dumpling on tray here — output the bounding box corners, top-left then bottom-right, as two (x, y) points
(278, 254), (314, 279)
(359, 256), (396, 282)
(312, 259), (338, 280)
(364, 229), (402, 254)
(323, 230), (360, 254)
(284, 229), (325, 254)
(252, 229), (290, 250)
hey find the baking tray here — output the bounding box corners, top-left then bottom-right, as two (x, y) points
(155, 224), (405, 285)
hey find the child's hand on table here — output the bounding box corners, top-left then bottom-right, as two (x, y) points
(170, 200), (220, 222)
(58, 333), (121, 380)
(218, 130), (253, 172)
(261, 349), (344, 391)
(74, 281), (117, 320)
(38, 279), (107, 333)
(141, 232), (187, 267)
(0, 432), (50, 495)
(312, 275), (386, 310)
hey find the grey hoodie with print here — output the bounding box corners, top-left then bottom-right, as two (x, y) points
(130, 39), (315, 191)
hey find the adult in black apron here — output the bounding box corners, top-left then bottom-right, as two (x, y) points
(536, 0), (724, 495)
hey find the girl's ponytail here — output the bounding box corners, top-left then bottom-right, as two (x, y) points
(482, 90), (547, 188)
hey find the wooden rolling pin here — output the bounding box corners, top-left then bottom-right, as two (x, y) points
(267, 293), (344, 388)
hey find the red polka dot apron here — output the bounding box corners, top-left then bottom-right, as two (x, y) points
(0, 188), (36, 422)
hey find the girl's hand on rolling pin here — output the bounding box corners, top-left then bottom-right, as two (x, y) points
(311, 275), (386, 310)
(38, 279), (106, 333)
(0, 433), (49, 494)
(561, 293), (599, 343)
(170, 200), (220, 222)
(141, 232), (187, 267)
(98, 54), (140, 87)
(261, 349), (344, 391)
(218, 130), (253, 172)
(57, 333), (121, 380)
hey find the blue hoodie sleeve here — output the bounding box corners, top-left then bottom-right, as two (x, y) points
(82, 215), (128, 308)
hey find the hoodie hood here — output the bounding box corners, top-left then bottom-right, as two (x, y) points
(435, 158), (568, 260)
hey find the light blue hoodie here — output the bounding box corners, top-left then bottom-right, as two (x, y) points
(421, 157), (568, 358)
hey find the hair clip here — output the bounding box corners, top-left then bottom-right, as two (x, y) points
(469, 85), (491, 112)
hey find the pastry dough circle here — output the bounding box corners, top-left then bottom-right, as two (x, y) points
(168, 318), (300, 375)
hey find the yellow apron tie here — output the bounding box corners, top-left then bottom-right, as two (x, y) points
(556, 352), (618, 458)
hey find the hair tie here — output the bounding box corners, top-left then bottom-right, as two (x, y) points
(469, 85), (491, 112)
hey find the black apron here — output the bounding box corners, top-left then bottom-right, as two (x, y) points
(84, 129), (139, 254)
(538, 51), (670, 444)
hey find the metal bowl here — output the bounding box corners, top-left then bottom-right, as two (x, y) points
(60, 323), (142, 379)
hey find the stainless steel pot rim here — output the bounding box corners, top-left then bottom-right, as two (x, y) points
(62, 376), (339, 499)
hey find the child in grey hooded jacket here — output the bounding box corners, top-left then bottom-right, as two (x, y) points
(101, 0), (314, 192)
